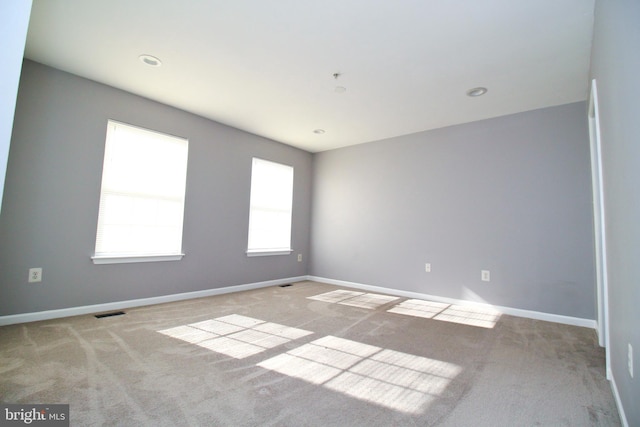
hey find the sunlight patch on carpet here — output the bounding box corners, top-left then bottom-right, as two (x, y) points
(307, 290), (365, 303)
(388, 299), (501, 328)
(308, 290), (400, 309)
(258, 335), (461, 414)
(158, 314), (313, 359)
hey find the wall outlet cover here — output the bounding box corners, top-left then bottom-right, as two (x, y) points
(28, 268), (42, 283)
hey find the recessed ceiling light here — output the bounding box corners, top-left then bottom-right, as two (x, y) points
(139, 54), (162, 67)
(334, 86), (347, 93)
(313, 129), (325, 134)
(466, 87), (487, 97)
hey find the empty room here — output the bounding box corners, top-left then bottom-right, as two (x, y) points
(1, 1), (638, 426)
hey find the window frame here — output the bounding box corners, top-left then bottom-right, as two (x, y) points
(92, 120), (189, 265)
(246, 157), (294, 257)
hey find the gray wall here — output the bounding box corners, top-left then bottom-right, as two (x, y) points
(311, 102), (595, 319)
(0, 60), (312, 316)
(0, 62), (598, 324)
(590, 0), (640, 424)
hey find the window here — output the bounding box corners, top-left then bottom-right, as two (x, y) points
(247, 158), (294, 256)
(92, 120), (189, 264)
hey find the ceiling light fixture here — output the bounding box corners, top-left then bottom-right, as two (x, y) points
(334, 86), (347, 93)
(313, 129), (325, 134)
(139, 54), (162, 67)
(466, 87), (487, 97)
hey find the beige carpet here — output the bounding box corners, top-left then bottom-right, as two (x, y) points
(0, 281), (620, 426)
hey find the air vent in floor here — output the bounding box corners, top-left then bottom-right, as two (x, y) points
(95, 311), (125, 319)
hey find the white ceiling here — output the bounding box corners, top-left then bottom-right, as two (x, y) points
(24, 0), (595, 153)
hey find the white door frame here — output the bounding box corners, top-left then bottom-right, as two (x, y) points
(588, 78), (611, 379)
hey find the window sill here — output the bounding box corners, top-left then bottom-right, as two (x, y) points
(92, 254), (185, 265)
(246, 249), (293, 257)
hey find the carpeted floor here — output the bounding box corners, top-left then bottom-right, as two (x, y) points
(0, 281), (621, 426)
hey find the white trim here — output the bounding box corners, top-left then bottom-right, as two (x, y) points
(0, 274), (598, 330)
(246, 249), (293, 257)
(0, 276), (307, 326)
(588, 79), (612, 379)
(92, 254), (185, 264)
(609, 371), (630, 427)
(307, 276), (598, 329)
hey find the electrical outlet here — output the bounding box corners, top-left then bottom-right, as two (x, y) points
(629, 343), (634, 378)
(297, 254), (302, 262)
(481, 270), (490, 282)
(28, 268), (42, 283)
(425, 263), (431, 273)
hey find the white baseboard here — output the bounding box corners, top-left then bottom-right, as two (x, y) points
(0, 274), (621, 422)
(0, 274), (596, 331)
(0, 276), (307, 326)
(307, 276), (598, 330)
(609, 370), (629, 427)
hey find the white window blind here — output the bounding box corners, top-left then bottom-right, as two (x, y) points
(93, 120), (189, 264)
(247, 158), (294, 256)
